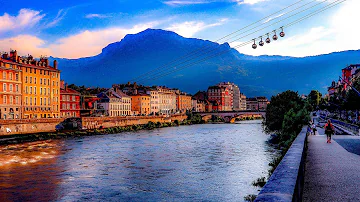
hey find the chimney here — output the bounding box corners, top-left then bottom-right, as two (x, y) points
(2, 52), (8, 59)
(10, 50), (17, 62)
(53, 60), (58, 69)
(60, 80), (65, 90)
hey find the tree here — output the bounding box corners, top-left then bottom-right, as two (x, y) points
(344, 78), (360, 110)
(308, 90), (322, 109)
(265, 90), (303, 133)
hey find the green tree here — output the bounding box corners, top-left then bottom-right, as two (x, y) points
(344, 78), (360, 110)
(265, 90), (303, 133)
(308, 90), (322, 109)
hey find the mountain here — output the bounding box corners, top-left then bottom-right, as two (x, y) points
(51, 28), (360, 98)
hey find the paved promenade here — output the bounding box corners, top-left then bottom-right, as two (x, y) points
(303, 125), (360, 201)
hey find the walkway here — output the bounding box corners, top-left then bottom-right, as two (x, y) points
(303, 124), (360, 201)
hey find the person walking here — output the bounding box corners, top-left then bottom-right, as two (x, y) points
(312, 122), (317, 135)
(324, 119), (335, 143)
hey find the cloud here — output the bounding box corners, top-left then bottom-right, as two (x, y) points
(0, 9), (45, 33)
(46, 9), (67, 28)
(163, 0), (212, 6)
(264, 13), (284, 23)
(166, 19), (228, 37)
(0, 35), (52, 57)
(231, 0), (359, 57)
(85, 13), (112, 19)
(48, 22), (159, 58)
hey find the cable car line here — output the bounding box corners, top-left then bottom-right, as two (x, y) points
(136, 0), (341, 83)
(136, 0), (346, 83)
(129, 0), (314, 82)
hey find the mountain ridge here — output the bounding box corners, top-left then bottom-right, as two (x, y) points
(50, 28), (360, 98)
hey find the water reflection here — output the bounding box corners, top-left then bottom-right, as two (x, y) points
(0, 140), (62, 201)
(0, 120), (276, 201)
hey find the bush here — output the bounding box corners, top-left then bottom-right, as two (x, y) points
(244, 194), (257, 202)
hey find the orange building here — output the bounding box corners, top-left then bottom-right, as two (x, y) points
(0, 53), (22, 119)
(131, 94), (150, 115)
(176, 93), (192, 113)
(1, 50), (61, 119)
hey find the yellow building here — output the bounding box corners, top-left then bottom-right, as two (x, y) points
(131, 94), (150, 115)
(176, 93), (192, 113)
(17, 53), (60, 118)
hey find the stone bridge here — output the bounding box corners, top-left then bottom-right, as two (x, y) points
(194, 110), (266, 123)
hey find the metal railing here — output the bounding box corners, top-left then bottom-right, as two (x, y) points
(320, 115), (360, 135)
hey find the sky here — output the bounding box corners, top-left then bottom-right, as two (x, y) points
(0, 0), (357, 59)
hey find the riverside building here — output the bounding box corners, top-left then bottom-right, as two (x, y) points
(0, 50), (61, 119)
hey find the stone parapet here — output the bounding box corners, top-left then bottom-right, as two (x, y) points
(255, 126), (307, 202)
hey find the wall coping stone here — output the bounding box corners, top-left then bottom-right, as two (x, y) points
(255, 126), (307, 202)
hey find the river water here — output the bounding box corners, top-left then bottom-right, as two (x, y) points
(0, 120), (277, 202)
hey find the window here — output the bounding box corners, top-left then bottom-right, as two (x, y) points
(72, 104), (76, 109)
(25, 76), (28, 83)
(30, 87), (32, 94)
(44, 88), (46, 95)
(15, 96), (19, 105)
(40, 87), (42, 95)
(62, 103), (65, 109)
(30, 97), (32, 105)
(30, 68), (32, 73)
(34, 97), (36, 105)
(53, 81), (54, 86)
(15, 74), (18, 81)
(2, 72), (6, 79)
(34, 69), (36, 74)
(3, 83), (6, 92)
(40, 98), (42, 105)
(3, 95), (7, 104)
(40, 78), (42, 84)
(72, 95), (76, 101)
(48, 98), (50, 105)
(25, 86), (28, 94)
(48, 88), (50, 95)
(40, 70), (42, 74)
(9, 84), (13, 92)
(34, 87), (36, 94)
(34, 78), (37, 84)
(67, 103), (70, 109)
(44, 98), (46, 106)
(48, 79), (50, 85)
(9, 72), (12, 80)
(26, 97), (28, 105)
(30, 77), (32, 83)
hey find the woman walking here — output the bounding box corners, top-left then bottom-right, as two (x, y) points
(324, 119), (335, 143)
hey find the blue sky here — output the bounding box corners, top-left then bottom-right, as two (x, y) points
(0, 0), (357, 58)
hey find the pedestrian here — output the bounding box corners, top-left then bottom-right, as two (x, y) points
(312, 122), (317, 135)
(324, 119), (335, 143)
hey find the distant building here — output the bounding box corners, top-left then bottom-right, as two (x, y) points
(97, 88), (131, 116)
(240, 93), (247, 110)
(207, 85), (231, 111)
(192, 99), (206, 112)
(131, 94), (150, 115)
(157, 86), (176, 115)
(217, 82), (240, 110)
(60, 81), (81, 118)
(257, 97), (268, 111)
(176, 92), (192, 113)
(246, 98), (258, 111)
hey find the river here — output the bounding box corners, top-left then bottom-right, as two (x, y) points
(0, 120), (277, 201)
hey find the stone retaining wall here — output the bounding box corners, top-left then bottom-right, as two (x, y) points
(0, 115), (187, 136)
(255, 126), (307, 202)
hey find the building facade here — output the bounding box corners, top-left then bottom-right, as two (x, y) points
(1, 50), (60, 119)
(240, 93), (247, 110)
(97, 89), (131, 117)
(131, 94), (150, 115)
(207, 86), (231, 111)
(176, 93), (192, 113)
(60, 81), (81, 118)
(257, 97), (269, 111)
(147, 89), (159, 115)
(246, 98), (258, 111)
(0, 55), (22, 119)
(157, 86), (176, 115)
